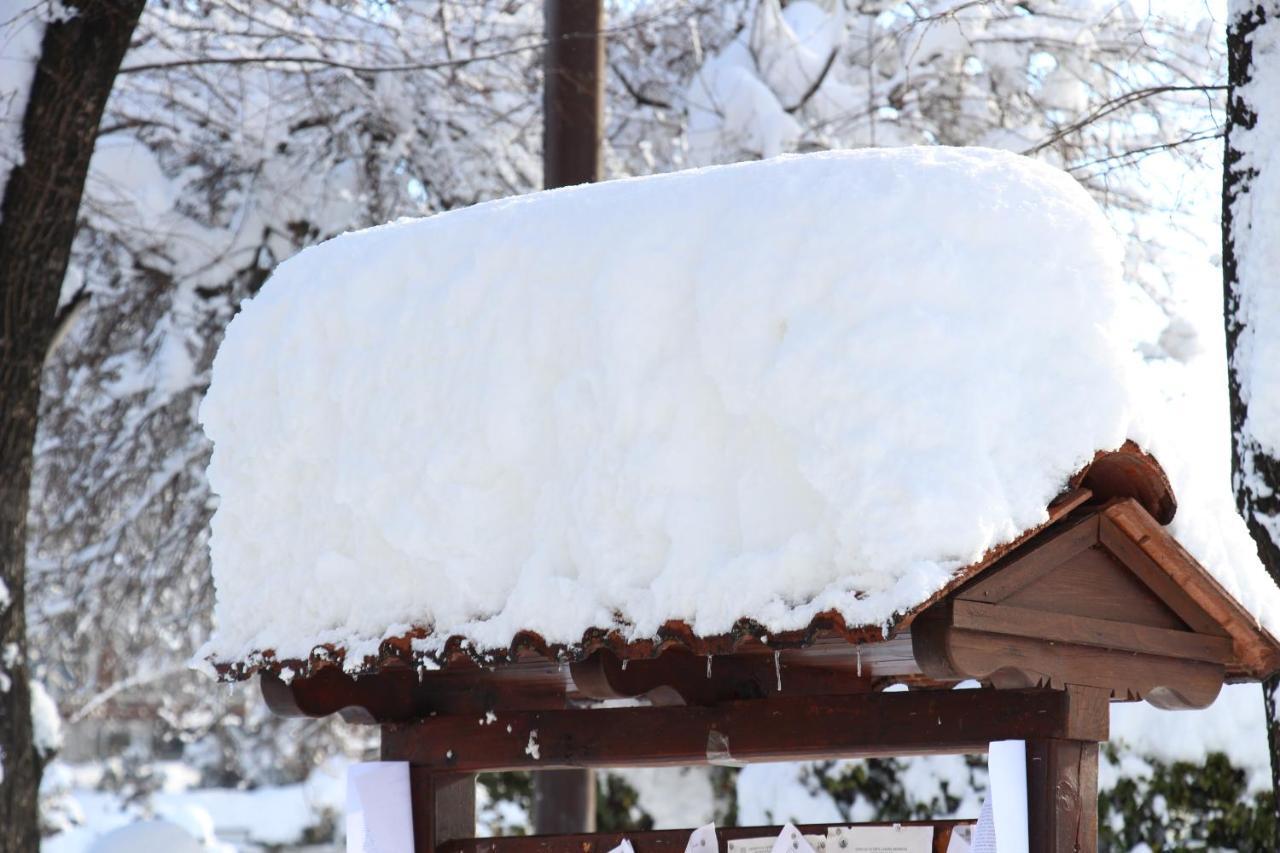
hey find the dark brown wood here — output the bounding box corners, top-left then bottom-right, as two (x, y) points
(569, 649), (874, 705)
(378, 688), (1106, 772)
(1098, 510), (1224, 635)
(950, 600), (1233, 664)
(915, 502), (1242, 707)
(438, 822), (972, 853)
(258, 638), (919, 725)
(1002, 546), (1188, 631)
(260, 663), (572, 723)
(958, 514), (1100, 605)
(1076, 442), (1176, 524)
(1103, 499), (1280, 678)
(1026, 736), (1099, 853)
(916, 620), (1223, 709)
(543, 0), (602, 188)
(380, 760), (475, 853)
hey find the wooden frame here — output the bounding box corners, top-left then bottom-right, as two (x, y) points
(247, 453), (1280, 853)
(378, 685), (1109, 853)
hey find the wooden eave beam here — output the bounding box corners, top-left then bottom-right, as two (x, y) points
(378, 687), (1107, 773)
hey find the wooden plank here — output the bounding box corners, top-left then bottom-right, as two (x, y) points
(379, 688), (1105, 773)
(382, 730), (477, 853)
(393, 768), (475, 853)
(958, 514), (1099, 604)
(438, 821), (973, 853)
(1098, 507), (1226, 637)
(951, 600), (1233, 664)
(1002, 546), (1187, 631)
(1026, 737), (1099, 853)
(1105, 499), (1280, 678)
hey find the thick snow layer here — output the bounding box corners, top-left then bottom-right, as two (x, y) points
(200, 146), (1276, 665)
(43, 759), (346, 852)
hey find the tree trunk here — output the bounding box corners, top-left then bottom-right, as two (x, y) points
(534, 0), (604, 833)
(1223, 1), (1280, 843)
(0, 2), (143, 848)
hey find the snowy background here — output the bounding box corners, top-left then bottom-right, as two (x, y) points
(3, 0), (1271, 849)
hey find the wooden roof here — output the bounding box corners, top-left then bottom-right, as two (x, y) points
(231, 443), (1280, 721)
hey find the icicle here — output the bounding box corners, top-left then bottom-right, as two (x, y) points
(706, 655), (713, 678)
(773, 650), (782, 691)
(856, 645), (862, 677)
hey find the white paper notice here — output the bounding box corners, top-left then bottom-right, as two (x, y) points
(826, 825), (932, 853)
(971, 799), (995, 853)
(686, 823), (719, 853)
(987, 740), (1028, 853)
(727, 838), (773, 853)
(347, 761), (414, 853)
(770, 823), (818, 853)
(728, 828), (825, 853)
(607, 840), (637, 853)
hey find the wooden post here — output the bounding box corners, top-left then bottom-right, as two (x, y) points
(543, 0), (603, 188)
(397, 764), (477, 853)
(1026, 740), (1099, 853)
(1025, 686), (1107, 853)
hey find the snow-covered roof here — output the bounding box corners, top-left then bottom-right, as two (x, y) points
(199, 147), (1280, 672)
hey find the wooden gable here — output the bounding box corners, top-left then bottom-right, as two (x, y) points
(911, 497), (1274, 710)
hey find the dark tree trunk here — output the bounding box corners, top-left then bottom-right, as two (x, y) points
(0, 2), (143, 848)
(542, 0), (603, 189)
(1223, 1), (1280, 843)
(535, 0), (604, 832)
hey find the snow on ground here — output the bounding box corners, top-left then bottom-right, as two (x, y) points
(200, 146), (1277, 668)
(42, 759), (346, 852)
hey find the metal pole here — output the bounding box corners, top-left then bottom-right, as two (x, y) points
(543, 0), (603, 188)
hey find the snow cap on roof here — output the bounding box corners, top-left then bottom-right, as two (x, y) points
(198, 146), (1271, 669)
